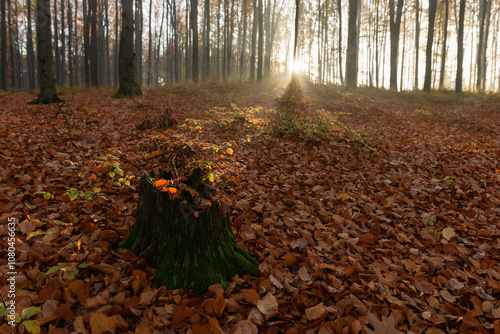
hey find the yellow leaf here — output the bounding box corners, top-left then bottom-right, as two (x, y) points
(227, 148), (234, 155)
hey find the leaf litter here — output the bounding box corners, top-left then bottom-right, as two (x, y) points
(0, 83), (499, 333)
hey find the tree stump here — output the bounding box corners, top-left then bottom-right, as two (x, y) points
(120, 168), (259, 292)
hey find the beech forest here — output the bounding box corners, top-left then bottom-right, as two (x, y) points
(0, 0), (499, 333)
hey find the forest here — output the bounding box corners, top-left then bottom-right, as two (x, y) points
(0, 0), (500, 333)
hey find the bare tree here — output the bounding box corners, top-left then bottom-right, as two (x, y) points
(114, 0), (142, 97)
(389, 0), (404, 90)
(29, 0), (61, 104)
(423, 0), (437, 93)
(346, 0), (358, 90)
(455, 0), (465, 93)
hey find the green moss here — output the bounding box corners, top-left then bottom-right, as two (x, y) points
(120, 171), (259, 292)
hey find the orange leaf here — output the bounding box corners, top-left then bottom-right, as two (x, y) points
(227, 148), (234, 155)
(154, 180), (168, 189)
(167, 187), (178, 194)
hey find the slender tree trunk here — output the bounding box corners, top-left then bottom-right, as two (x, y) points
(135, 0), (143, 85)
(68, 0), (73, 86)
(61, 0), (66, 85)
(240, 0), (247, 79)
(346, 0), (358, 90)
(148, 0), (153, 86)
(74, 0), (79, 85)
(250, 0), (257, 80)
(0, 0), (6, 90)
(27, 0), (35, 90)
(291, 0), (299, 82)
(257, 0), (264, 80)
(414, 0), (420, 90)
(375, 0), (380, 87)
(203, 0), (210, 80)
(29, 0), (61, 104)
(13, 0), (21, 88)
(114, 0), (142, 97)
(105, 0), (110, 86)
(389, 0), (404, 90)
(400, 8), (406, 90)
(423, 0), (437, 93)
(216, 0), (221, 78)
(191, 0), (199, 82)
(264, 0), (271, 76)
(455, 0), (464, 93)
(173, 0), (180, 82)
(439, 0), (449, 89)
(337, 0), (343, 84)
(83, 0), (89, 85)
(53, 0), (59, 86)
(89, 0), (98, 86)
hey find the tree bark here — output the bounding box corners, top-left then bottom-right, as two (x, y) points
(250, 0), (257, 80)
(191, 0), (199, 82)
(203, 0), (210, 80)
(389, 0), (404, 90)
(423, 0), (437, 93)
(89, 0), (98, 86)
(135, 0), (143, 86)
(113, 0), (142, 98)
(239, 0), (247, 79)
(60, 0), (66, 85)
(120, 169), (259, 292)
(455, 0), (464, 93)
(0, 0), (6, 90)
(346, 0), (358, 90)
(28, 0), (61, 104)
(414, 0), (420, 90)
(337, 0), (343, 84)
(27, 0), (36, 90)
(439, 0), (449, 89)
(257, 0), (264, 81)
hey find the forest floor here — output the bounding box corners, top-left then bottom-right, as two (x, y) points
(0, 79), (499, 334)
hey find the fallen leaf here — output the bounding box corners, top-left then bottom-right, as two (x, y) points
(441, 227), (456, 241)
(89, 313), (116, 334)
(256, 292), (278, 316)
(305, 302), (325, 321)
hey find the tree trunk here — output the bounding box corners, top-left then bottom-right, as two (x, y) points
(414, 0), (420, 90)
(28, 0), (61, 104)
(61, 0), (66, 86)
(389, 0), (404, 90)
(83, 0), (89, 85)
(120, 169), (259, 292)
(191, 0), (199, 82)
(27, 0), (36, 90)
(439, 0), (449, 89)
(113, 0), (142, 98)
(0, 0), (6, 90)
(89, 0), (98, 86)
(337, 0), (343, 84)
(250, 0), (257, 80)
(423, 0), (437, 93)
(203, 0), (210, 80)
(240, 0), (247, 79)
(346, 0), (358, 90)
(68, 0), (73, 86)
(257, 0), (264, 81)
(135, 0), (143, 86)
(455, 0), (464, 93)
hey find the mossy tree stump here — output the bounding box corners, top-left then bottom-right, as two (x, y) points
(120, 168), (259, 292)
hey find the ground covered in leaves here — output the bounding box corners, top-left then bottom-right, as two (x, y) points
(0, 80), (499, 334)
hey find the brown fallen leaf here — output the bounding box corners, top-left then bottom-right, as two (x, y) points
(242, 289), (260, 305)
(305, 302), (325, 321)
(256, 292), (278, 316)
(209, 317), (225, 334)
(298, 267), (312, 281)
(89, 313), (116, 334)
(363, 311), (404, 334)
(170, 306), (193, 329)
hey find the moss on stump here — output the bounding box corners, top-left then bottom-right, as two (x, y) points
(120, 168), (259, 292)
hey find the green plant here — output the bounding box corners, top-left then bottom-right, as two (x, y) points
(444, 176), (454, 185)
(0, 304), (41, 334)
(33, 191), (52, 200)
(46, 262), (94, 280)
